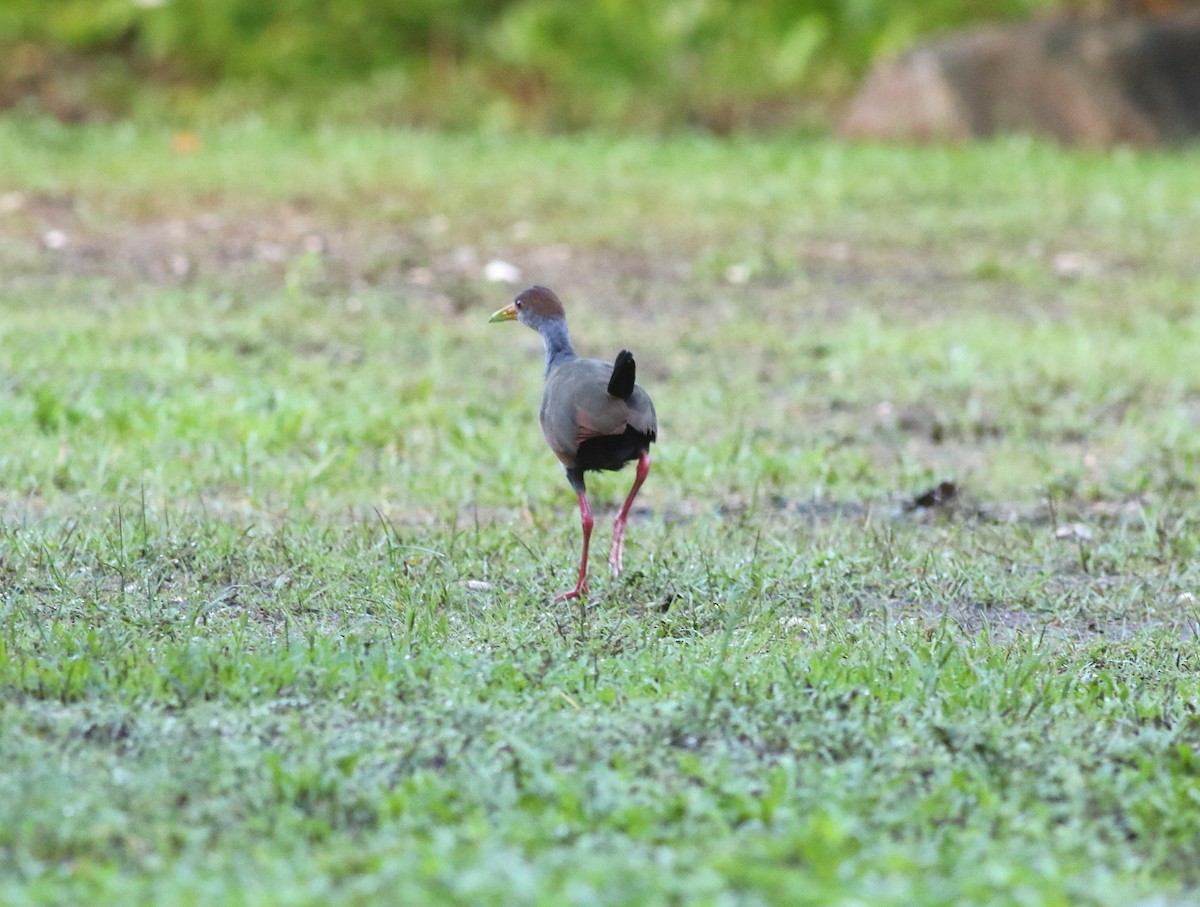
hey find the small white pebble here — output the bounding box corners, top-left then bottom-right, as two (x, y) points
(822, 241), (850, 261)
(484, 259), (522, 284)
(1054, 522), (1093, 541)
(42, 229), (68, 250)
(724, 263), (751, 284)
(1052, 251), (1102, 279)
(465, 580), (493, 592)
(255, 242), (287, 262)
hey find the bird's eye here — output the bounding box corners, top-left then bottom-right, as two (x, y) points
(515, 299), (523, 309)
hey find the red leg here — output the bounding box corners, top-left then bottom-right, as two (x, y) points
(609, 451), (650, 576)
(555, 490), (593, 602)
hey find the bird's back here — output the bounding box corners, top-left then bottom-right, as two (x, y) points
(540, 356), (656, 471)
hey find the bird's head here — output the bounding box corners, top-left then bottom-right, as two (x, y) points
(489, 285), (566, 332)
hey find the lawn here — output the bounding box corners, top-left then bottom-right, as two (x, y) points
(1, 117), (1200, 905)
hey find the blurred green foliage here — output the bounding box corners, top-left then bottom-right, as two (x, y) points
(2, 0), (1057, 129)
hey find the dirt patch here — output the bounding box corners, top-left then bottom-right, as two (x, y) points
(0, 189), (1079, 329)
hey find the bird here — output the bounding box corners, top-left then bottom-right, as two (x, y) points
(489, 285), (657, 601)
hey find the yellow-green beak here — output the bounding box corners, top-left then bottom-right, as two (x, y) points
(488, 303), (518, 323)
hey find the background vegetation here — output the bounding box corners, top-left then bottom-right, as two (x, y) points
(1, 0), (1058, 130)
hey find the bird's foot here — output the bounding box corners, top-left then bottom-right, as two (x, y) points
(554, 579), (589, 602)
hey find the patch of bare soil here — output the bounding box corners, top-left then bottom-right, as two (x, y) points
(0, 189), (1075, 328)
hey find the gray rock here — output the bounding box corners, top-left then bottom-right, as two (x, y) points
(839, 12), (1200, 146)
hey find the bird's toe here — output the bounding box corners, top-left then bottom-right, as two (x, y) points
(554, 580), (589, 602)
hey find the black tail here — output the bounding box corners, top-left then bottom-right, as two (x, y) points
(607, 350), (636, 399)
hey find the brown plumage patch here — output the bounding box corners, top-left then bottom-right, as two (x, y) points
(515, 285), (566, 319)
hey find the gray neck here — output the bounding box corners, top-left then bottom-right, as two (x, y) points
(538, 317), (576, 376)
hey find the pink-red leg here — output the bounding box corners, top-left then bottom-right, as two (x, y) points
(555, 490), (593, 602)
(609, 451), (651, 575)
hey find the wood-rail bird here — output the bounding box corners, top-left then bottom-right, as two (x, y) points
(489, 285), (657, 601)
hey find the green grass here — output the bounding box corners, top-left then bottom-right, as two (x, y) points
(1, 118), (1200, 904)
